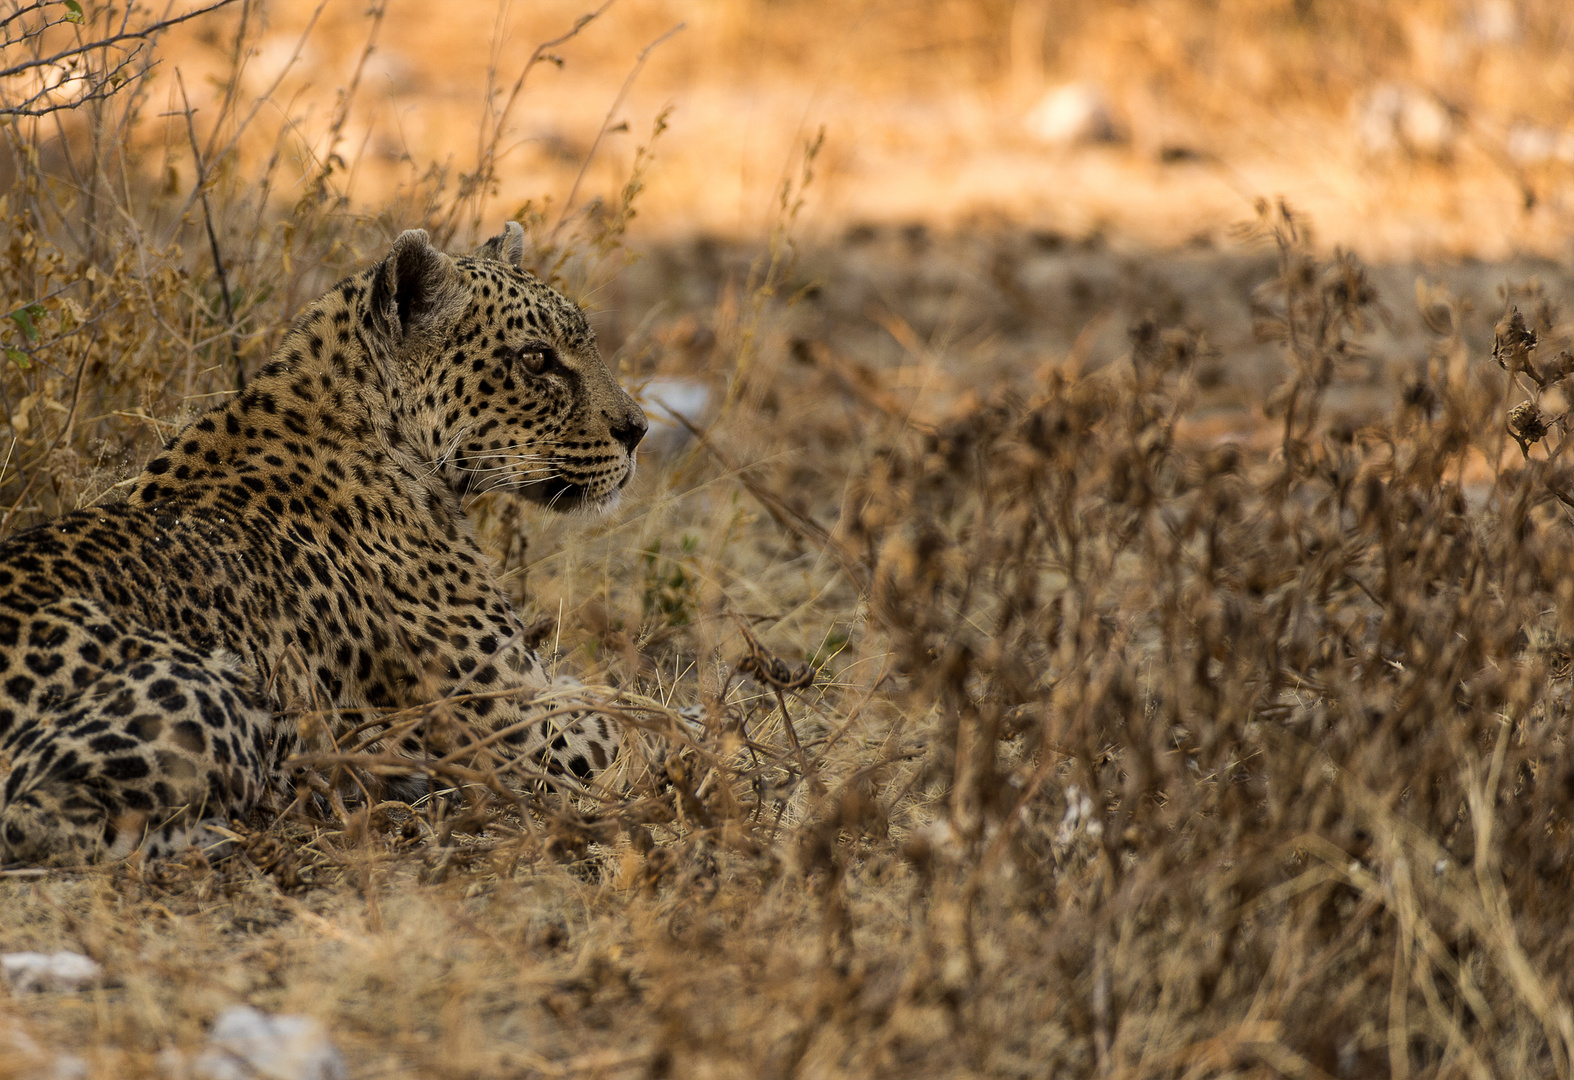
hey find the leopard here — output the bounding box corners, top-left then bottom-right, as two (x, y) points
(0, 223), (646, 865)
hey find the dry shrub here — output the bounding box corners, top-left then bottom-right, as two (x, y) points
(789, 201), (1574, 1076)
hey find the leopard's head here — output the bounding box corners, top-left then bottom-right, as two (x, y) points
(369, 224), (646, 511)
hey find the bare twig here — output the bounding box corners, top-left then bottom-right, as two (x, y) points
(665, 404), (872, 595)
(0, 0), (242, 117)
(0, 321), (93, 536)
(549, 20), (685, 245)
(175, 71), (244, 391)
(434, 0), (616, 247)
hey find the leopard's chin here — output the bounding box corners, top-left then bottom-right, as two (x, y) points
(520, 476), (622, 515)
(521, 475), (590, 511)
(519, 455), (634, 513)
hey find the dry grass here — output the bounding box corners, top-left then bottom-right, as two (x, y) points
(7, 2), (1574, 1078)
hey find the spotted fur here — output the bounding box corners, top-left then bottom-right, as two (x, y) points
(0, 224), (645, 864)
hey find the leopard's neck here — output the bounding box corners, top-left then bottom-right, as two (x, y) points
(123, 284), (457, 524)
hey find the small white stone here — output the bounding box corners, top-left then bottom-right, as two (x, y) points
(1025, 83), (1119, 146)
(48, 1053), (88, 1080)
(186, 1006), (347, 1080)
(1354, 84), (1454, 158)
(1468, 0), (1518, 43)
(638, 377), (713, 455)
(1506, 125), (1574, 165)
(0, 951), (104, 993)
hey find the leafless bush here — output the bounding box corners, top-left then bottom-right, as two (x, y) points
(1, 0), (238, 118)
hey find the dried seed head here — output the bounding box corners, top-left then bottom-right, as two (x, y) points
(1494, 308), (1538, 372)
(1509, 401), (1547, 444)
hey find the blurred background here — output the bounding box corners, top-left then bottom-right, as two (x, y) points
(142, 0), (1574, 257)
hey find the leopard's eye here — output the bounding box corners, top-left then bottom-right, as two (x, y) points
(517, 343), (561, 376)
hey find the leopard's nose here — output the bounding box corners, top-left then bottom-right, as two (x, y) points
(612, 405), (647, 454)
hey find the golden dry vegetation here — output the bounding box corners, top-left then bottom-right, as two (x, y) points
(7, 1), (1574, 1077)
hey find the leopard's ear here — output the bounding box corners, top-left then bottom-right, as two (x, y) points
(370, 229), (463, 343)
(472, 221), (527, 269)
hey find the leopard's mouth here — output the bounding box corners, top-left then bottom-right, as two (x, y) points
(517, 452), (634, 513)
(522, 474), (626, 513)
(522, 475), (591, 511)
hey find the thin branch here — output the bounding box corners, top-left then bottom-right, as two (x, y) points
(1, 45), (149, 117)
(0, 3), (53, 35)
(2, 278), (88, 323)
(549, 20), (685, 245)
(175, 70), (244, 391)
(0, 0), (239, 81)
(0, 322), (94, 536)
(304, 0), (386, 205)
(2, 302), (119, 378)
(200, 0), (254, 164)
(161, 0), (326, 240)
(434, 0), (615, 246)
(0, 0), (242, 117)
